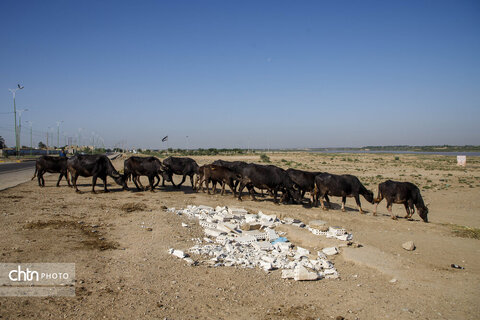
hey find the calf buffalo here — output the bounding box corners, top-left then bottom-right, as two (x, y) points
(162, 156), (199, 189)
(373, 180), (429, 222)
(31, 155), (71, 187)
(196, 164), (241, 196)
(67, 154), (127, 193)
(237, 164), (301, 204)
(314, 173), (374, 213)
(124, 156), (170, 192)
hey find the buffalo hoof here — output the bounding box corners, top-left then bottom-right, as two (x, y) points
(104, 190), (110, 193)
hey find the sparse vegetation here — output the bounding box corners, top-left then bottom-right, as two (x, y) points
(260, 153), (271, 163)
(451, 225), (480, 240)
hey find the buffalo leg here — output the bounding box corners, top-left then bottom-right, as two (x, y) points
(148, 176), (155, 192)
(200, 177), (206, 193)
(91, 176), (98, 193)
(403, 203), (410, 218)
(70, 171), (80, 192)
(354, 195), (364, 214)
(319, 194), (327, 210)
(221, 181), (226, 195)
(37, 170), (43, 187)
(237, 182), (246, 201)
(206, 178), (211, 195)
(56, 173), (64, 187)
(136, 176), (147, 190)
(341, 196), (346, 212)
(153, 175), (160, 188)
(324, 195), (332, 209)
(65, 171), (71, 187)
(211, 181), (217, 194)
(228, 179), (236, 197)
(273, 190), (279, 204)
(176, 175), (186, 188)
(387, 202), (396, 220)
(132, 175), (143, 191)
(189, 174), (195, 189)
(102, 177), (109, 193)
(168, 174), (176, 188)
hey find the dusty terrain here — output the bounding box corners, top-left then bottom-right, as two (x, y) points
(0, 152), (479, 319)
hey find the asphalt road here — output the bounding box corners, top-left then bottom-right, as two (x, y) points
(0, 160), (36, 174)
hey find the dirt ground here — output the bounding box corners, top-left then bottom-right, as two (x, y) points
(0, 152), (479, 319)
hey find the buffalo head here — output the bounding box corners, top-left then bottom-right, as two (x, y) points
(364, 190), (375, 204)
(418, 206), (429, 223)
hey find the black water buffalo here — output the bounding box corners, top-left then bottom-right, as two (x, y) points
(237, 164), (301, 204)
(196, 164), (241, 196)
(67, 154), (127, 193)
(313, 173), (374, 213)
(373, 180), (429, 222)
(162, 156), (199, 189)
(31, 155), (71, 187)
(286, 168), (323, 203)
(124, 156), (170, 192)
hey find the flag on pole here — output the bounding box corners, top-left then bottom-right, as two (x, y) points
(162, 135), (168, 142)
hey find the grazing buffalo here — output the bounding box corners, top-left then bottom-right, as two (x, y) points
(67, 154), (127, 193)
(373, 180), (429, 222)
(196, 164), (241, 196)
(124, 156), (170, 192)
(212, 160), (250, 190)
(313, 173), (374, 213)
(286, 168), (322, 203)
(237, 164), (301, 204)
(31, 155), (71, 187)
(162, 156), (199, 189)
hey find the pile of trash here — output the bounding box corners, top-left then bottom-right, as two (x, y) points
(166, 205), (354, 281)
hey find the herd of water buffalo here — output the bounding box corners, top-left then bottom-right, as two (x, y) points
(31, 154), (429, 222)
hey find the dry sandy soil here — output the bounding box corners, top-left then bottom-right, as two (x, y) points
(0, 152), (479, 319)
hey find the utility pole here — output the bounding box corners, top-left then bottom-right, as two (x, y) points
(56, 121), (64, 148)
(46, 127), (50, 155)
(8, 84), (24, 157)
(17, 108), (28, 151)
(26, 121), (33, 156)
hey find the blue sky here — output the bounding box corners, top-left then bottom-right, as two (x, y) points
(1, 0), (479, 149)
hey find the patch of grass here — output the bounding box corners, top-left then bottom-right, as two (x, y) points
(451, 225), (480, 240)
(120, 202), (147, 213)
(260, 153), (271, 163)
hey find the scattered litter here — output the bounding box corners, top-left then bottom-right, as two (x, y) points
(181, 223), (189, 228)
(165, 205), (354, 281)
(402, 241), (416, 251)
(389, 278), (397, 283)
(294, 266), (319, 281)
(271, 237), (288, 244)
(169, 249), (188, 259)
(451, 264), (465, 269)
(322, 247), (339, 256)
